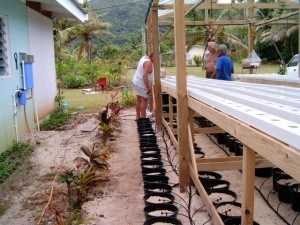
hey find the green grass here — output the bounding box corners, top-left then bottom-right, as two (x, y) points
(62, 88), (112, 113)
(164, 63), (280, 77)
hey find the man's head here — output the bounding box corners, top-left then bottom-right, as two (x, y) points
(207, 42), (217, 52)
(148, 52), (154, 63)
(217, 44), (227, 55)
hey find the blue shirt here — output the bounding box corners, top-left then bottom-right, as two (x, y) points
(216, 54), (234, 80)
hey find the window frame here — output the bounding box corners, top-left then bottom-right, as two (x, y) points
(0, 14), (10, 77)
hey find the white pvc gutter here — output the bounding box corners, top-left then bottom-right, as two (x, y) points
(56, 0), (88, 22)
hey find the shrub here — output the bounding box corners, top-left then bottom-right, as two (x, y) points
(40, 108), (71, 131)
(193, 55), (201, 67)
(278, 65), (287, 75)
(120, 88), (136, 107)
(62, 75), (86, 88)
(0, 141), (34, 183)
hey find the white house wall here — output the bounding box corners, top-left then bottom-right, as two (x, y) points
(27, 8), (57, 119)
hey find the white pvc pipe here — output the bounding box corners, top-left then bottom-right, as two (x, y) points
(32, 89), (40, 131)
(12, 91), (19, 141)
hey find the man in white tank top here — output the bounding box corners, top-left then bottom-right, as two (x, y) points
(132, 52), (154, 120)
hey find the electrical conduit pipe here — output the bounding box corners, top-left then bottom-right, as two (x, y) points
(12, 90), (21, 141)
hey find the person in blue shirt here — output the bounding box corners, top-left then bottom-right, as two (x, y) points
(211, 44), (234, 80)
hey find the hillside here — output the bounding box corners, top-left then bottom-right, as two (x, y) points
(89, 0), (150, 45)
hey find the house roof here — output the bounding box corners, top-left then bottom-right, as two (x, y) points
(27, 0), (88, 22)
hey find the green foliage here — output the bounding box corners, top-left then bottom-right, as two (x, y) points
(120, 88), (136, 107)
(278, 64), (287, 75)
(193, 55), (201, 67)
(0, 141), (34, 183)
(40, 108), (71, 131)
(62, 75), (87, 88)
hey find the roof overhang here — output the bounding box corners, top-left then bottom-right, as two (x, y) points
(25, 0), (88, 22)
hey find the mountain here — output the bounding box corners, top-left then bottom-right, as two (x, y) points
(89, 0), (150, 45)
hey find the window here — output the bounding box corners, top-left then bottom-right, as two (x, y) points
(0, 15), (8, 76)
(287, 55), (299, 67)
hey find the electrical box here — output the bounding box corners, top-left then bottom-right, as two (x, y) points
(24, 62), (34, 89)
(18, 90), (27, 105)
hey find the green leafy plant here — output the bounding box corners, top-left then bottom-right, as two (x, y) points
(0, 141), (34, 183)
(40, 108), (71, 131)
(74, 165), (105, 207)
(278, 64), (287, 75)
(62, 75), (87, 88)
(99, 124), (116, 145)
(193, 55), (202, 67)
(120, 88), (136, 107)
(59, 168), (78, 210)
(76, 144), (110, 171)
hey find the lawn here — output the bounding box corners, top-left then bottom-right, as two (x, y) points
(62, 63), (279, 112)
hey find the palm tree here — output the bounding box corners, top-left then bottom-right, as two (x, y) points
(54, 10), (113, 63)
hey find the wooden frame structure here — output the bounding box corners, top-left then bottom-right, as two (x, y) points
(145, 1), (299, 224)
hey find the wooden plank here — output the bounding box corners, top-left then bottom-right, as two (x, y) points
(242, 145), (255, 225)
(194, 127), (224, 134)
(189, 164), (224, 225)
(162, 117), (178, 150)
(169, 94), (174, 128)
(196, 157), (273, 171)
(152, 9), (162, 128)
(174, 0), (189, 191)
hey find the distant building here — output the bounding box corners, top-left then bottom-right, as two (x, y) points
(186, 45), (206, 66)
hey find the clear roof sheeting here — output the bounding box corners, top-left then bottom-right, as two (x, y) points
(157, 0), (200, 18)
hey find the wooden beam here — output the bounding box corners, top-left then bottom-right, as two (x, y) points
(174, 0), (190, 192)
(189, 164), (224, 225)
(255, 10), (300, 26)
(152, 9), (162, 128)
(169, 95), (174, 129)
(158, 2), (299, 10)
(159, 20), (251, 26)
(162, 117), (178, 149)
(196, 156), (273, 171)
(159, 26), (174, 43)
(241, 145), (255, 225)
(194, 127), (224, 134)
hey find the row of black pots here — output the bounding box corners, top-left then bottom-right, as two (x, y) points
(198, 171), (261, 224)
(136, 118), (182, 225)
(271, 168), (300, 211)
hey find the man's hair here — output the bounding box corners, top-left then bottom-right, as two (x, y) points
(207, 42), (217, 50)
(217, 44), (228, 54)
(148, 52), (154, 57)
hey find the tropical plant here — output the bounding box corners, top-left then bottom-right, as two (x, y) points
(193, 55), (201, 67)
(54, 10), (113, 63)
(77, 144), (110, 171)
(74, 165), (105, 207)
(120, 88), (136, 107)
(40, 108), (71, 131)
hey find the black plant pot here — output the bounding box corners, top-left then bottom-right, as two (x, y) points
(144, 175), (169, 184)
(199, 171), (222, 180)
(276, 174), (293, 203)
(141, 149), (161, 155)
(203, 179), (230, 191)
(140, 136), (157, 141)
(216, 133), (226, 145)
(215, 201), (242, 221)
(207, 189), (237, 205)
(272, 168), (286, 192)
(143, 193), (175, 206)
(138, 128), (153, 133)
(140, 133), (156, 138)
(228, 137), (236, 153)
(142, 168), (166, 178)
(290, 183), (300, 212)
(194, 150), (205, 158)
(224, 217), (260, 225)
(255, 167), (272, 178)
(234, 141), (243, 156)
(144, 203), (178, 220)
(141, 160), (163, 170)
(144, 216), (182, 225)
(144, 183), (172, 195)
(139, 142), (158, 148)
(140, 153), (162, 162)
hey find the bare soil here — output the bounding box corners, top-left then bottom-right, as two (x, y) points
(0, 108), (298, 225)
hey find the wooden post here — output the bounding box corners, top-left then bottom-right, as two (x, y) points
(169, 94), (174, 128)
(174, 0), (190, 192)
(242, 145), (255, 225)
(152, 8), (162, 128)
(248, 0), (254, 74)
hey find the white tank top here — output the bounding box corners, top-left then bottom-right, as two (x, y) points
(132, 56), (153, 88)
